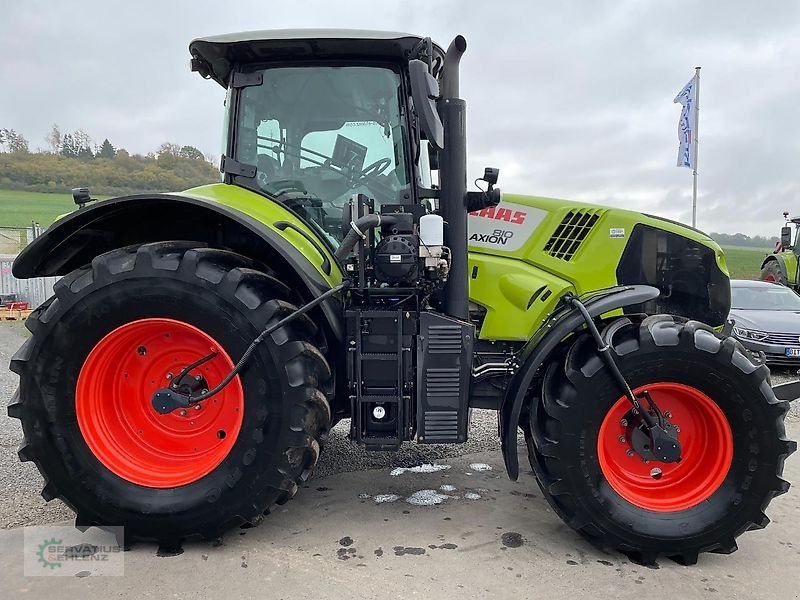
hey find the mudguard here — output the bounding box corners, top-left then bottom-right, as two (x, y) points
(761, 254), (793, 284)
(500, 284), (661, 480)
(13, 191), (344, 341)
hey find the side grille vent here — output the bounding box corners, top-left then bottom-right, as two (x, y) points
(544, 209), (603, 261)
(428, 325), (463, 353)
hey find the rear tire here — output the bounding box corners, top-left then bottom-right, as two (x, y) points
(8, 242), (331, 544)
(760, 260), (788, 285)
(526, 315), (796, 565)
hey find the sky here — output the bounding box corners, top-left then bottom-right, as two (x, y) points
(1, 0), (798, 237)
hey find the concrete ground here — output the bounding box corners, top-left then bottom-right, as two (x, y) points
(1, 321), (799, 598)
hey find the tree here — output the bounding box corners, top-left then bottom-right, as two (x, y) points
(46, 124), (62, 154)
(60, 133), (79, 158)
(97, 138), (116, 159)
(0, 129), (30, 153)
(73, 129), (94, 160)
(78, 145), (95, 160)
(179, 145), (205, 160)
(157, 142), (181, 157)
(0, 129), (30, 154)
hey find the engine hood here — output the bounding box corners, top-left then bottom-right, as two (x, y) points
(729, 308), (800, 333)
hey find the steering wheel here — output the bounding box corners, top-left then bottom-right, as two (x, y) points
(360, 157), (391, 179)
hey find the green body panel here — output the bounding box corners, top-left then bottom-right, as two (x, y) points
(177, 183), (342, 287)
(467, 193), (727, 341)
(786, 252), (798, 284)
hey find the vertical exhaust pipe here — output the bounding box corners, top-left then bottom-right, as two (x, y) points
(439, 35), (469, 321)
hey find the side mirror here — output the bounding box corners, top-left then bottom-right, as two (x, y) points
(72, 187), (93, 208)
(409, 59), (444, 151)
(781, 226), (793, 250)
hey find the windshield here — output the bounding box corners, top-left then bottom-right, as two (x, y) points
(234, 65), (410, 246)
(731, 285), (800, 310)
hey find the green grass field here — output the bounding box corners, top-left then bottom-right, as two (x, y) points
(0, 189), (87, 227)
(720, 245), (770, 281)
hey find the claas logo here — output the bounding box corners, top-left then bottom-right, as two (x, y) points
(469, 206), (527, 224)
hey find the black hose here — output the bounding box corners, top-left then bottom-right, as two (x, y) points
(334, 213), (398, 261)
(151, 281), (350, 413)
(566, 295), (654, 428)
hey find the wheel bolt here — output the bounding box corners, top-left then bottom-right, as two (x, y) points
(664, 411), (672, 418)
(195, 375), (202, 381)
(650, 467), (663, 479)
(194, 404), (202, 411)
(618, 435), (626, 443)
(179, 409), (188, 417)
(166, 373), (173, 380)
(626, 449), (634, 457)
(675, 426), (681, 433)
(620, 418), (628, 427)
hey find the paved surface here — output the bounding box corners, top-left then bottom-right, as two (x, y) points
(1, 321), (799, 598)
(1, 440), (799, 599)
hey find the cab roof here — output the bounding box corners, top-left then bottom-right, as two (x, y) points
(189, 29), (442, 87)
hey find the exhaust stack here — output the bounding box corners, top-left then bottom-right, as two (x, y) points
(439, 35), (469, 321)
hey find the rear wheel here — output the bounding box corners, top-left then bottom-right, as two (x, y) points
(760, 260), (788, 285)
(9, 242), (331, 544)
(526, 315), (796, 565)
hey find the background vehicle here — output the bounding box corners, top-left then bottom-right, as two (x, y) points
(8, 30), (795, 565)
(761, 212), (800, 288)
(730, 279), (800, 365)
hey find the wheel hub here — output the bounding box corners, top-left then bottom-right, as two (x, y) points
(624, 410), (681, 464)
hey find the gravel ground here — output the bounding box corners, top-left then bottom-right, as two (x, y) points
(1, 320), (798, 530)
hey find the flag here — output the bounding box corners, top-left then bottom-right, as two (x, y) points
(674, 75), (697, 169)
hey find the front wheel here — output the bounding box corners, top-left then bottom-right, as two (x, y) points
(9, 242), (331, 545)
(760, 260), (789, 285)
(526, 315), (796, 565)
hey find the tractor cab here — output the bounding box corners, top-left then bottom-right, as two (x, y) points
(190, 30), (445, 247)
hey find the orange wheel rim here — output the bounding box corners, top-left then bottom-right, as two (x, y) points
(76, 318), (243, 488)
(597, 383), (733, 512)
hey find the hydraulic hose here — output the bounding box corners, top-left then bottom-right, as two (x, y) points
(151, 280), (351, 414)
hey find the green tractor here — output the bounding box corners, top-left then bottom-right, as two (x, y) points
(761, 211), (800, 288)
(8, 30), (796, 565)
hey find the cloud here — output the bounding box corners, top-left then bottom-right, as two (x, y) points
(1, 0), (797, 236)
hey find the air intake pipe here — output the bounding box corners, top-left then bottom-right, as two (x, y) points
(439, 35), (469, 321)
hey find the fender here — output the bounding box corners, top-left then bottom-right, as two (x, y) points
(500, 284), (661, 480)
(761, 254), (793, 284)
(13, 193), (345, 341)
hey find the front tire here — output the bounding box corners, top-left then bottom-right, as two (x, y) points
(8, 242), (331, 544)
(760, 260), (788, 285)
(526, 315), (796, 565)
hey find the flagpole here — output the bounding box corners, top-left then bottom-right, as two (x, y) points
(691, 66), (701, 228)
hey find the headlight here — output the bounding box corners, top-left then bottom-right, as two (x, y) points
(732, 326), (768, 341)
